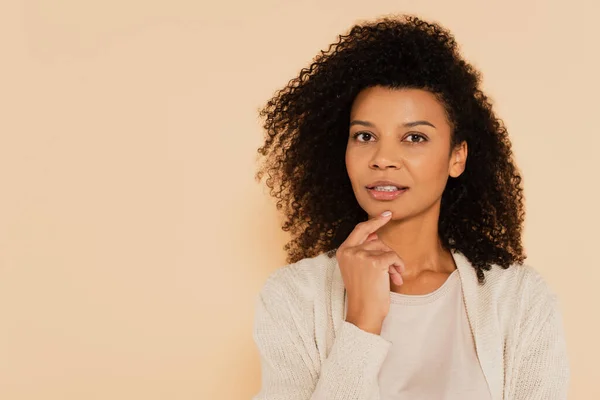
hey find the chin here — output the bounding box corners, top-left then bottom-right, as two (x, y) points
(361, 203), (411, 220)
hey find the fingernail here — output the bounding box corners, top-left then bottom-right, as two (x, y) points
(381, 211), (391, 217)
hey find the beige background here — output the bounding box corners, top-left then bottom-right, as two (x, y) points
(0, 0), (598, 399)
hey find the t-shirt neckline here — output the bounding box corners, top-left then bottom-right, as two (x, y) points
(389, 268), (460, 306)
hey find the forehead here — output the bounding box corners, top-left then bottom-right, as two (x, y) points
(350, 86), (448, 124)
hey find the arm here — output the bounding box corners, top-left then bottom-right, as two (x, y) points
(252, 283), (391, 400)
(508, 280), (570, 399)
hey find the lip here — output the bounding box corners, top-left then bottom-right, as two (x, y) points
(366, 186), (409, 201)
(365, 180), (408, 190)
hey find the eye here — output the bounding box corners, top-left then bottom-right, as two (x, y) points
(352, 132), (374, 142)
(404, 133), (427, 143)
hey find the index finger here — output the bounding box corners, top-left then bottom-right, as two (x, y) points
(344, 211), (392, 246)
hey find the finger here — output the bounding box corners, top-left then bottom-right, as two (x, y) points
(345, 211), (393, 246)
(395, 262), (406, 274)
(365, 232), (378, 242)
(389, 265), (404, 285)
(358, 248), (388, 258)
(360, 239), (392, 252)
(391, 260), (405, 275)
(375, 251), (406, 274)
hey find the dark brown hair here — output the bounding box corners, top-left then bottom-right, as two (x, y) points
(255, 14), (526, 283)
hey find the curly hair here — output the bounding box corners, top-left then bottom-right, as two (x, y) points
(255, 14), (526, 284)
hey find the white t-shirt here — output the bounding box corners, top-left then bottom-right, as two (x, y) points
(377, 269), (492, 399)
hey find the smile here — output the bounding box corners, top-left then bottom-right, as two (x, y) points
(366, 187), (408, 201)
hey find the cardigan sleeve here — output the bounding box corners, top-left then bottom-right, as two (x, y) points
(251, 277), (391, 400)
(507, 270), (570, 399)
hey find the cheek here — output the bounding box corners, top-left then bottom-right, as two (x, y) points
(345, 150), (361, 181)
(406, 154), (450, 184)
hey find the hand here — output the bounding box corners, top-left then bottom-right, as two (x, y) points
(335, 211), (405, 335)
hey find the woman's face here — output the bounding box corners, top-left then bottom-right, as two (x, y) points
(345, 86), (467, 220)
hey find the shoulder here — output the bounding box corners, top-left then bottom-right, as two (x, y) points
(456, 250), (558, 306)
(477, 261), (562, 332)
(256, 251), (336, 311)
(455, 249), (561, 326)
(253, 252), (338, 350)
(485, 262), (559, 308)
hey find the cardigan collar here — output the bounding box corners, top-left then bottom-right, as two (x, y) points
(327, 249), (499, 400)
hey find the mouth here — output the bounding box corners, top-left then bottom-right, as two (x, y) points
(365, 185), (409, 201)
(366, 185), (408, 191)
(365, 180), (408, 190)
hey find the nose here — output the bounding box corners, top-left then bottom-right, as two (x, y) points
(369, 146), (402, 170)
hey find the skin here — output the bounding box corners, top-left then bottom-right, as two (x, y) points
(345, 86), (468, 295)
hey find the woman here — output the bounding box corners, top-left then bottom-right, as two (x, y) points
(252, 14), (569, 400)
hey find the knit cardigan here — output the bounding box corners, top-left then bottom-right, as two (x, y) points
(252, 249), (570, 400)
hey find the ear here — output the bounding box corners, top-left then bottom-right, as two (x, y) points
(449, 141), (468, 178)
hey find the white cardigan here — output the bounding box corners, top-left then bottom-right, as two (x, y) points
(252, 249), (570, 400)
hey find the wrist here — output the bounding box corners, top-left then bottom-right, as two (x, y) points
(345, 316), (383, 335)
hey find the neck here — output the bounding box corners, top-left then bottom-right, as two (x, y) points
(374, 204), (456, 279)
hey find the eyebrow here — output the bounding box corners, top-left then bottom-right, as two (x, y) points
(349, 120), (436, 129)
